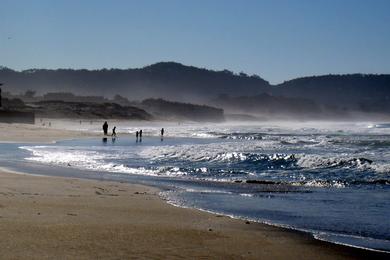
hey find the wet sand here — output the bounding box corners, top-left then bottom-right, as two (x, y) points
(0, 122), (94, 143)
(0, 122), (387, 259)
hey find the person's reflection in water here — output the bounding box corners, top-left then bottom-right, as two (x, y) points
(102, 137), (108, 144)
(111, 137), (116, 144)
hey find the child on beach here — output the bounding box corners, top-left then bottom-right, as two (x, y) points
(112, 126), (116, 137)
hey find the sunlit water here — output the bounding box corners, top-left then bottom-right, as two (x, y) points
(2, 121), (390, 252)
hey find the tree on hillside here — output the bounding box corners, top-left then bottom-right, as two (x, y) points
(24, 90), (36, 98)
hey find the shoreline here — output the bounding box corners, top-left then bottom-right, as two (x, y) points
(0, 122), (388, 258)
(163, 196), (390, 255)
(0, 167), (387, 259)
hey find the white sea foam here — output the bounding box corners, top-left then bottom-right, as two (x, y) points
(291, 180), (346, 188)
(239, 193), (254, 197)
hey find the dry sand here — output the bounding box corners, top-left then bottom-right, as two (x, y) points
(0, 122), (387, 259)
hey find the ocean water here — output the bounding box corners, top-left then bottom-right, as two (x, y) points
(2, 121), (390, 252)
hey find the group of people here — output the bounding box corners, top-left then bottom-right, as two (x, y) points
(135, 130), (143, 139)
(102, 121), (164, 141)
(102, 121), (116, 137)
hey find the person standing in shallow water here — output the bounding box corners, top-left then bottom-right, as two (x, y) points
(136, 131), (139, 142)
(103, 121), (108, 135)
(112, 126), (116, 137)
(139, 130), (143, 138)
(102, 121), (108, 135)
(161, 128), (164, 141)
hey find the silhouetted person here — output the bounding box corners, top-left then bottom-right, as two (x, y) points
(161, 128), (164, 141)
(103, 121), (108, 135)
(139, 130), (143, 138)
(112, 126), (116, 137)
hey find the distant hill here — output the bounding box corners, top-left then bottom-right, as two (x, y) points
(30, 101), (152, 120)
(140, 98), (224, 122)
(1, 63), (389, 117)
(213, 93), (323, 119)
(213, 91), (390, 120)
(273, 74), (390, 110)
(0, 62), (270, 103)
(2, 91), (226, 122)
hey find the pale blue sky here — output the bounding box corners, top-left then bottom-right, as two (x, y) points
(1, 0), (389, 83)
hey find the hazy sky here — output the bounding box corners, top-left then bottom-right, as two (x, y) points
(1, 0), (389, 84)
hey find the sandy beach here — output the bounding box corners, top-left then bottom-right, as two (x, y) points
(0, 123), (387, 259)
(0, 122), (94, 143)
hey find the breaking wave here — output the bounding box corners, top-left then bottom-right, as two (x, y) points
(20, 144), (390, 188)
